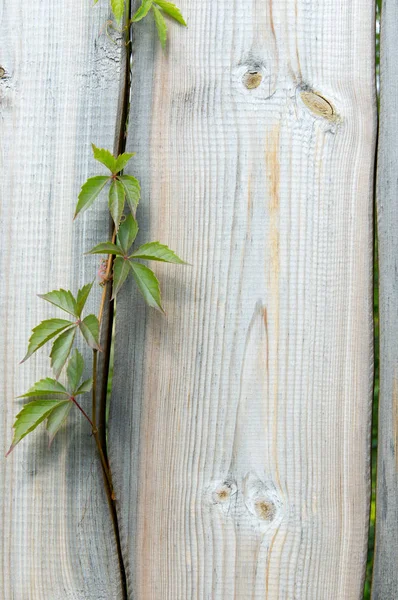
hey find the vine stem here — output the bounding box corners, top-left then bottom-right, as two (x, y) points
(87, 3), (132, 596)
(98, 230), (117, 327)
(71, 391), (114, 497)
(91, 349), (115, 499)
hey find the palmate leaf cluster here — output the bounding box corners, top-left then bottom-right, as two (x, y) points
(88, 213), (185, 309)
(22, 282), (100, 378)
(7, 350), (92, 454)
(74, 145), (140, 229)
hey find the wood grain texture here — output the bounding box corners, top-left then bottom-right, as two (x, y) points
(372, 0), (398, 597)
(110, 0), (376, 598)
(0, 1), (125, 597)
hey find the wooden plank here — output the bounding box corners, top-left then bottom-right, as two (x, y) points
(0, 1), (125, 597)
(372, 0), (398, 597)
(110, 0), (376, 597)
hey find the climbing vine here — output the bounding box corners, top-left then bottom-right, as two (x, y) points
(7, 0), (187, 513)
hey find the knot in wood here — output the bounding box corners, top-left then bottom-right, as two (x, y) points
(212, 480), (237, 504)
(243, 70), (263, 90)
(300, 91), (335, 121)
(243, 472), (284, 526)
(254, 498), (276, 521)
(0, 67), (5, 79)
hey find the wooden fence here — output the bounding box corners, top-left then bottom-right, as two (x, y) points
(0, 0), (393, 597)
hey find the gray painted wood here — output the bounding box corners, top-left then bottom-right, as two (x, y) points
(0, 0), (125, 597)
(372, 0), (398, 597)
(110, 0), (376, 597)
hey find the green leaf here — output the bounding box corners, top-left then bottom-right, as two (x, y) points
(74, 176), (109, 219)
(112, 257), (131, 299)
(86, 242), (124, 256)
(46, 402), (72, 447)
(111, 0), (125, 22)
(117, 214), (138, 254)
(67, 349), (85, 393)
(130, 262), (164, 312)
(153, 4), (168, 49)
(155, 0), (186, 25)
(130, 241), (185, 263)
(117, 175), (140, 214)
(50, 327), (76, 379)
(91, 144), (117, 172)
(38, 289), (77, 317)
(76, 282), (94, 317)
(79, 314), (101, 350)
(114, 152), (135, 173)
(131, 0), (153, 21)
(22, 319), (73, 363)
(18, 378), (69, 400)
(108, 179), (126, 229)
(75, 378), (93, 395)
(7, 400), (67, 455)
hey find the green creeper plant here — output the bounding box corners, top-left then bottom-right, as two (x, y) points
(7, 145), (185, 504)
(7, 0), (187, 515)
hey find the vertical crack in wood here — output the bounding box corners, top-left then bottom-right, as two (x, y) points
(97, 3), (132, 598)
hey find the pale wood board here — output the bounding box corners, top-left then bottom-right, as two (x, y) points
(372, 0), (398, 597)
(0, 0), (125, 597)
(109, 0), (376, 597)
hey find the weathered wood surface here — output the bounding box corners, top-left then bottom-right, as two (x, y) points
(110, 0), (376, 597)
(373, 0), (398, 597)
(0, 1), (125, 597)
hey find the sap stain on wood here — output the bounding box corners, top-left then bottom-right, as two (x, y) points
(266, 124), (280, 281)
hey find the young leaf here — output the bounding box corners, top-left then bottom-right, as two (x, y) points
(114, 152), (135, 174)
(152, 4), (168, 49)
(86, 242), (124, 256)
(117, 175), (140, 214)
(111, 0), (125, 23)
(50, 327), (76, 379)
(79, 314), (101, 350)
(117, 213), (138, 254)
(75, 378), (93, 395)
(19, 378), (69, 400)
(112, 257), (131, 299)
(131, 0), (153, 22)
(108, 179), (126, 229)
(22, 319), (72, 363)
(46, 402), (72, 447)
(130, 262), (164, 312)
(76, 281), (94, 317)
(74, 176), (109, 219)
(38, 289), (77, 317)
(67, 349), (85, 393)
(92, 144), (117, 172)
(155, 0), (187, 25)
(130, 241), (185, 263)
(6, 400), (67, 455)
